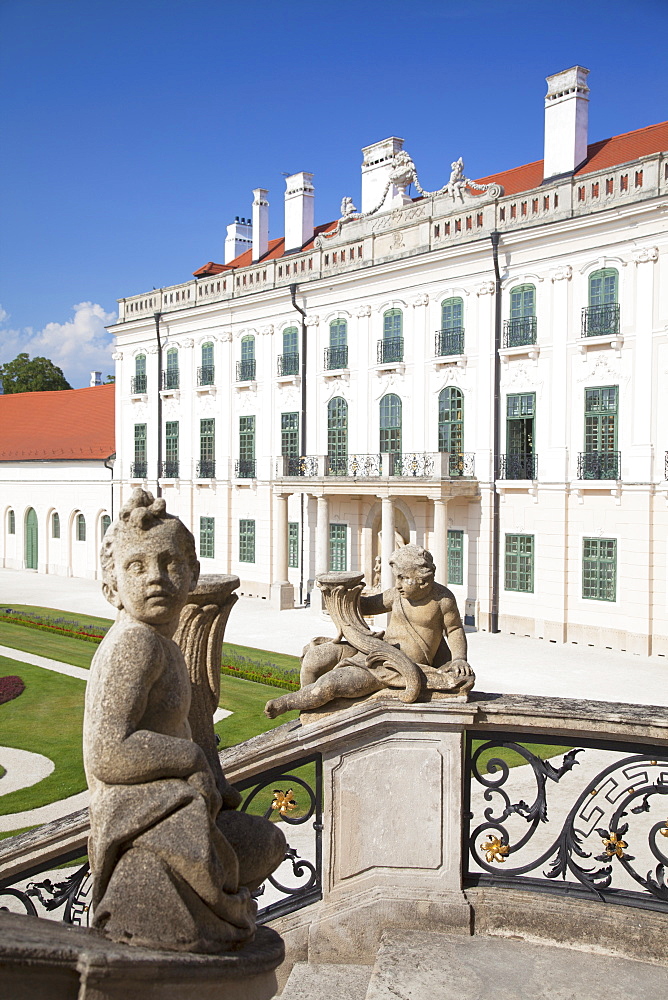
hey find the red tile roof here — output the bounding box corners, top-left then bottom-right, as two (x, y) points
(0, 383), (115, 461)
(193, 222), (338, 275)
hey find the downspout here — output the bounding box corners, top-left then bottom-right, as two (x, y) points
(290, 283), (307, 605)
(103, 454), (115, 520)
(490, 232), (502, 633)
(154, 312), (163, 499)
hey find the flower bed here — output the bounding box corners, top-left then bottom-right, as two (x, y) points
(221, 652), (299, 692)
(1, 608), (107, 645)
(0, 675), (25, 705)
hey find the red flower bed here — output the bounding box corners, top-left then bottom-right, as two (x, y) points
(0, 675), (25, 705)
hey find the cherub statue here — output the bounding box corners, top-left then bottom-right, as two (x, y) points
(84, 489), (285, 952)
(446, 157), (466, 201)
(340, 195), (357, 218)
(265, 544), (474, 719)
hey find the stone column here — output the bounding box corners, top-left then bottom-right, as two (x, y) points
(432, 498), (448, 584)
(381, 496), (395, 591)
(312, 494), (329, 611)
(271, 492), (294, 610)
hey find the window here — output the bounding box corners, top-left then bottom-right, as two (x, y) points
(583, 269), (619, 338)
(238, 335), (256, 381)
(589, 269), (618, 307)
(438, 297), (464, 355)
(133, 423), (147, 477)
(380, 393), (402, 458)
(583, 538), (616, 601)
(280, 327), (299, 376)
(200, 517), (215, 559)
(200, 342), (214, 385)
(283, 326), (298, 354)
(239, 519), (255, 562)
(327, 318), (348, 369)
(239, 415), (256, 477)
(281, 412), (299, 458)
(199, 418), (215, 478)
(165, 421), (179, 477)
(383, 308), (402, 340)
(379, 308), (403, 363)
(8, 509), (15, 534)
(101, 514), (111, 537)
(447, 530), (464, 586)
(504, 393), (536, 479)
(582, 386), (619, 479)
(329, 523), (347, 571)
(504, 285), (536, 348)
(133, 354), (147, 393)
(438, 387), (463, 456)
(327, 397), (348, 474)
(505, 534), (534, 592)
(76, 513), (86, 542)
(52, 512), (60, 538)
(288, 522), (299, 568)
(164, 347), (179, 389)
(510, 284), (535, 318)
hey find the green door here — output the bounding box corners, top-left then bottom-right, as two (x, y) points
(25, 508), (38, 569)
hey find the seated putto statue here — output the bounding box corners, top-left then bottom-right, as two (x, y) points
(265, 544), (474, 719)
(84, 489), (285, 953)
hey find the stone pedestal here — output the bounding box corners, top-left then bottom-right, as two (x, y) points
(0, 912), (284, 1000)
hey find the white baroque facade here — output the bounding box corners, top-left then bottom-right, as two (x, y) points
(109, 67), (668, 656)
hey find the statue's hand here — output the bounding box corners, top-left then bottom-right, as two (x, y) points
(448, 658), (473, 677)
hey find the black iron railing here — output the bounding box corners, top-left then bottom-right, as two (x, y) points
(324, 346), (349, 370)
(581, 303), (620, 338)
(130, 462), (148, 479)
(159, 460), (180, 479)
(577, 451), (620, 480)
(161, 369), (180, 390)
(392, 453), (435, 477)
(281, 456), (319, 477)
(448, 453), (476, 478)
(277, 353), (299, 377)
(377, 337), (404, 364)
(503, 316), (537, 349)
(197, 365), (215, 386)
(237, 359), (256, 382)
(130, 375), (147, 394)
(435, 328), (465, 356)
(327, 454), (382, 477)
(464, 731), (668, 914)
(236, 459), (256, 478)
(499, 453), (537, 479)
(196, 460), (216, 479)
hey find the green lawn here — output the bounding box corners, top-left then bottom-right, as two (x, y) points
(0, 620), (97, 669)
(0, 604), (113, 630)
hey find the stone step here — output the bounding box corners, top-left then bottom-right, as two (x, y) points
(365, 929), (666, 999)
(280, 961), (372, 1000)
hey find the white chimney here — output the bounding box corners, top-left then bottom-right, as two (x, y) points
(225, 217), (252, 263)
(543, 66), (590, 181)
(252, 188), (269, 261)
(90, 371), (102, 387)
(361, 137), (407, 213)
(284, 172), (315, 253)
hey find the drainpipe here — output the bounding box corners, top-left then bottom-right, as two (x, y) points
(104, 454), (115, 520)
(154, 312), (163, 499)
(290, 283), (307, 605)
(490, 232), (502, 633)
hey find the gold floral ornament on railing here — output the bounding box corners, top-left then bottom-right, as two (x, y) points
(272, 789), (297, 815)
(596, 826), (631, 861)
(480, 835), (510, 863)
(660, 820), (668, 839)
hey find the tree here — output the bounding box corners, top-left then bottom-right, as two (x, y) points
(0, 353), (72, 394)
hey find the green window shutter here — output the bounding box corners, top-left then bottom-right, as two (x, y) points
(135, 354), (146, 377)
(200, 418), (215, 461)
(441, 297), (463, 331)
(584, 386), (618, 454)
(52, 512), (60, 538)
(166, 348), (178, 371)
(283, 326), (298, 355)
(200, 517), (215, 559)
(447, 530), (464, 586)
(583, 537), (617, 601)
(288, 522), (299, 568)
(510, 284), (535, 319)
(101, 515), (111, 537)
(327, 397), (348, 472)
(239, 415), (256, 461)
(504, 534), (534, 592)
(438, 387), (463, 454)
(134, 423), (147, 465)
(241, 336), (255, 361)
(165, 421), (179, 463)
(201, 342), (214, 368)
(239, 519), (255, 563)
(383, 309), (402, 339)
(329, 319), (347, 349)
(76, 513), (86, 542)
(589, 268), (618, 306)
(281, 412), (299, 457)
(329, 523), (347, 571)
(8, 510), (15, 534)
(379, 393), (402, 455)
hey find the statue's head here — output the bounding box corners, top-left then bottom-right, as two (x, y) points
(389, 544), (435, 601)
(100, 488), (200, 624)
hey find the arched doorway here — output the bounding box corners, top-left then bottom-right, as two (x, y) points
(25, 508), (38, 569)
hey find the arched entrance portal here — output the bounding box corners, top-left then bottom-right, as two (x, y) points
(25, 508), (38, 569)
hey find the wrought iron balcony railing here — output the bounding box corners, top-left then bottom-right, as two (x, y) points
(328, 454), (382, 477)
(391, 452), (435, 477)
(435, 328), (465, 357)
(130, 462), (148, 479)
(377, 337), (404, 364)
(161, 369), (180, 390)
(196, 460), (216, 479)
(277, 353), (300, 377)
(577, 451), (620, 480)
(581, 303), (620, 338)
(197, 365), (215, 386)
(665, 451), (668, 481)
(159, 460), (180, 479)
(448, 452), (476, 478)
(236, 459), (256, 479)
(503, 316), (537, 349)
(130, 374), (147, 394)
(236, 359), (256, 382)
(499, 453), (538, 480)
(282, 455), (319, 476)
(324, 346), (349, 370)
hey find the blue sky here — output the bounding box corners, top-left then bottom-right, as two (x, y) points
(1, 0), (666, 387)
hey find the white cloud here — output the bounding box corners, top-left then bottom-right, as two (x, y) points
(0, 302), (117, 388)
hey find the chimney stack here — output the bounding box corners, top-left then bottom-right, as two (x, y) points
(225, 217), (252, 264)
(360, 137), (406, 213)
(543, 66), (590, 181)
(252, 189), (269, 261)
(90, 371), (102, 387)
(284, 172), (314, 253)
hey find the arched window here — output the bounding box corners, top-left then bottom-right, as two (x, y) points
(199, 342), (214, 386)
(76, 513), (86, 542)
(134, 354), (146, 393)
(505, 284), (536, 347)
(8, 509), (15, 534)
(327, 397), (348, 475)
(379, 394), (402, 462)
(164, 348), (179, 390)
(280, 327), (299, 376)
(52, 512), (60, 538)
(25, 508), (38, 569)
(327, 319), (348, 369)
(238, 335), (256, 381)
(438, 297), (464, 355)
(585, 268), (620, 337)
(101, 514), (111, 537)
(439, 387), (464, 475)
(380, 309), (403, 363)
